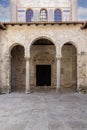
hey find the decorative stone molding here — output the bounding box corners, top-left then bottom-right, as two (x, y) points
(24, 56), (31, 61)
(56, 56), (62, 60)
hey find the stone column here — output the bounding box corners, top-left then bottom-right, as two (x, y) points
(25, 56), (31, 94)
(56, 57), (61, 93)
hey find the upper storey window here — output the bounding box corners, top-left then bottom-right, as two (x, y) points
(26, 9), (33, 22)
(40, 9), (48, 22)
(54, 9), (62, 22)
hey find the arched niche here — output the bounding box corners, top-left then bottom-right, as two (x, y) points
(11, 45), (25, 92)
(61, 42), (77, 91)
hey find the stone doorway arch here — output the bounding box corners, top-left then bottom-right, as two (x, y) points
(61, 43), (77, 91)
(11, 45), (25, 92)
(30, 38), (56, 89)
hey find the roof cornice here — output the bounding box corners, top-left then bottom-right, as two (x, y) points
(0, 23), (6, 30)
(0, 21), (87, 29)
(81, 22), (87, 29)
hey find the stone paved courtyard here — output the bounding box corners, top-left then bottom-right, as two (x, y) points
(0, 90), (87, 130)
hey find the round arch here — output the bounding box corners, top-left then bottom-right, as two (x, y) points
(9, 43), (25, 56)
(30, 37), (57, 88)
(54, 8), (62, 11)
(10, 44), (26, 92)
(40, 8), (48, 13)
(60, 41), (79, 57)
(26, 9), (33, 22)
(29, 36), (57, 52)
(26, 8), (33, 12)
(40, 8), (47, 10)
(61, 42), (77, 91)
(40, 8), (48, 21)
(54, 8), (62, 22)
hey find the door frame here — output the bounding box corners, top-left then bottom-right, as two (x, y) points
(36, 64), (51, 87)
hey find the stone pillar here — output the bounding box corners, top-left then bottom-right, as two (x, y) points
(25, 56), (31, 94)
(0, 54), (11, 93)
(10, 0), (17, 22)
(56, 57), (61, 93)
(77, 53), (87, 92)
(48, 9), (54, 22)
(7, 55), (11, 93)
(71, 0), (78, 21)
(77, 54), (81, 91)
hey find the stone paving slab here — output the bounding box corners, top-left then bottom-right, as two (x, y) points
(0, 91), (87, 130)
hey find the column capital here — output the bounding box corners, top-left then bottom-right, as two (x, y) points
(24, 56), (31, 61)
(56, 56), (62, 60)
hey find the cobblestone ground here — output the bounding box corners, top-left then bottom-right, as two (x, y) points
(0, 90), (87, 130)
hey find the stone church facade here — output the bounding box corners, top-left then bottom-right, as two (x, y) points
(0, 0), (87, 94)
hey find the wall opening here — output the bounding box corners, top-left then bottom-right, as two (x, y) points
(26, 9), (33, 22)
(36, 65), (51, 86)
(40, 9), (48, 22)
(61, 43), (77, 91)
(11, 45), (25, 92)
(30, 38), (56, 88)
(54, 9), (62, 22)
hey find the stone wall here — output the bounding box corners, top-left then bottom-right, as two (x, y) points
(0, 23), (87, 93)
(17, 0), (71, 7)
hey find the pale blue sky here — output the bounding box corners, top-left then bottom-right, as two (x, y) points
(0, 0), (87, 22)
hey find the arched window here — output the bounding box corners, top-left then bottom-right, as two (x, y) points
(40, 9), (48, 21)
(54, 9), (62, 22)
(26, 9), (33, 22)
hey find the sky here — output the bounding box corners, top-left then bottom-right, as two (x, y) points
(78, 0), (87, 20)
(0, 0), (87, 22)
